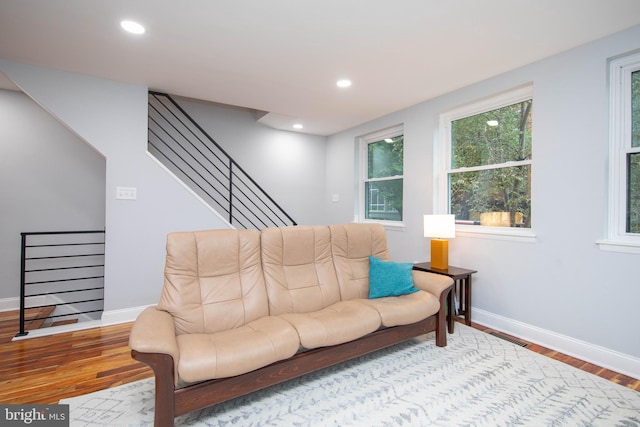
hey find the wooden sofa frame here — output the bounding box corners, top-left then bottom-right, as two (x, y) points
(131, 286), (451, 427)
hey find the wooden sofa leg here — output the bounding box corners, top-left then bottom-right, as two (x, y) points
(131, 351), (176, 427)
(435, 286), (453, 347)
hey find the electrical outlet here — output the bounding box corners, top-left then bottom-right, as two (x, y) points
(116, 187), (137, 200)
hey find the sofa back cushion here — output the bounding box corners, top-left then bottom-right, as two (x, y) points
(329, 223), (391, 300)
(157, 229), (268, 335)
(261, 225), (341, 315)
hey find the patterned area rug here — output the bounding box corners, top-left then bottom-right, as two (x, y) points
(61, 324), (640, 426)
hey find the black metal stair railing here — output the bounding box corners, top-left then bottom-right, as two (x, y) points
(16, 230), (105, 337)
(147, 92), (297, 230)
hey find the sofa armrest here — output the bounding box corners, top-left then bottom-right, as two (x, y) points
(412, 270), (454, 299)
(413, 270), (453, 347)
(129, 306), (180, 364)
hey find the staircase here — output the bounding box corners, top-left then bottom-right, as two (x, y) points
(147, 92), (296, 230)
(16, 230), (105, 338)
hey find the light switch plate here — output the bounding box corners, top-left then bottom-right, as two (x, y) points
(116, 187), (137, 200)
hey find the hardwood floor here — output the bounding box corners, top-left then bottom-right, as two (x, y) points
(0, 322), (152, 404)
(0, 318), (638, 405)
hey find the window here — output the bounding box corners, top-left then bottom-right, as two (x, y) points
(438, 85), (533, 237)
(600, 51), (640, 253)
(359, 126), (404, 224)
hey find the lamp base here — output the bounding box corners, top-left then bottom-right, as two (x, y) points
(430, 239), (449, 270)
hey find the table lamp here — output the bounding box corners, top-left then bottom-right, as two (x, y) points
(424, 214), (455, 270)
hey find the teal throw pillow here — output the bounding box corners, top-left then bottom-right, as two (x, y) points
(368, 256), (420, 299)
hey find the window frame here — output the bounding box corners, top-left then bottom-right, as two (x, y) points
(358, 124), (405, 229)
(437, 84), (536, 242)
(598, 51), (640, 254)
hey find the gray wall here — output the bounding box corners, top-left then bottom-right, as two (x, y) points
(0, 61), (327, 315)
(0, 60), (230, 313)
(0, 90), (105, 302)
(325, 26), (640, 372)
(176, 97), (328, 226)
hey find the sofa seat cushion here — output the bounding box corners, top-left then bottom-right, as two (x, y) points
(280, 300), (381, 349)
(359, 290), (440, 327)
(176, 316), (300, 384)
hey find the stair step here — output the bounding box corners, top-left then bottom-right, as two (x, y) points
(0, 306), (56, 343)
(51, 318), (78, 327)
(24, 306), (56, 330)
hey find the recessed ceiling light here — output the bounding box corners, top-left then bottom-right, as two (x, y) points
(293, 124), (303, 129)
(336, 79), (352, 88)
(120, 20), (145, 35)
(487, 120), (499, 127)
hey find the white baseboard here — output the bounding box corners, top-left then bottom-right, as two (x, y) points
(0, 296), (49, 312)
(1, 294), (151, 321)
(11, 304), (153, 341)
(12, 320), (103, 340)
(0, 297), (19, 312)
(473, 308), (640, 380)
(100, 305), (151, 326)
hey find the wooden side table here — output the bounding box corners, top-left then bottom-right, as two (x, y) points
(413, 262), (477, 333)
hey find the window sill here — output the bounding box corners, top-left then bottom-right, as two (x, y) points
(455, 225), (537, 243)
(596, 240), (640, 255)
(359, 219), (405, 232)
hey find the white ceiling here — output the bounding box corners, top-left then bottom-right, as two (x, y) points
(1, 0), (640, 136)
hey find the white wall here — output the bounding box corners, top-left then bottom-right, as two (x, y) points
(176, 97), (328, 225)
(0, 61), (328, 318)
(325, 26), (640, 375)
(0, 60), (229, 314)
(0, 90), (106, 301)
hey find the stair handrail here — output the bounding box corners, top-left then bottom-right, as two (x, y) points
(148, 91), (297, 228)
(17, 230), (106, 337)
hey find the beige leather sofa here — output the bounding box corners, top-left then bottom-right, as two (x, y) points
(129, 223), (453, 427)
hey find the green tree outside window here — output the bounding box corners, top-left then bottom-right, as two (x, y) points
(628, 70), (640, 233)
(365, 136), (403, 221)
(449, 100), (532, 227)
